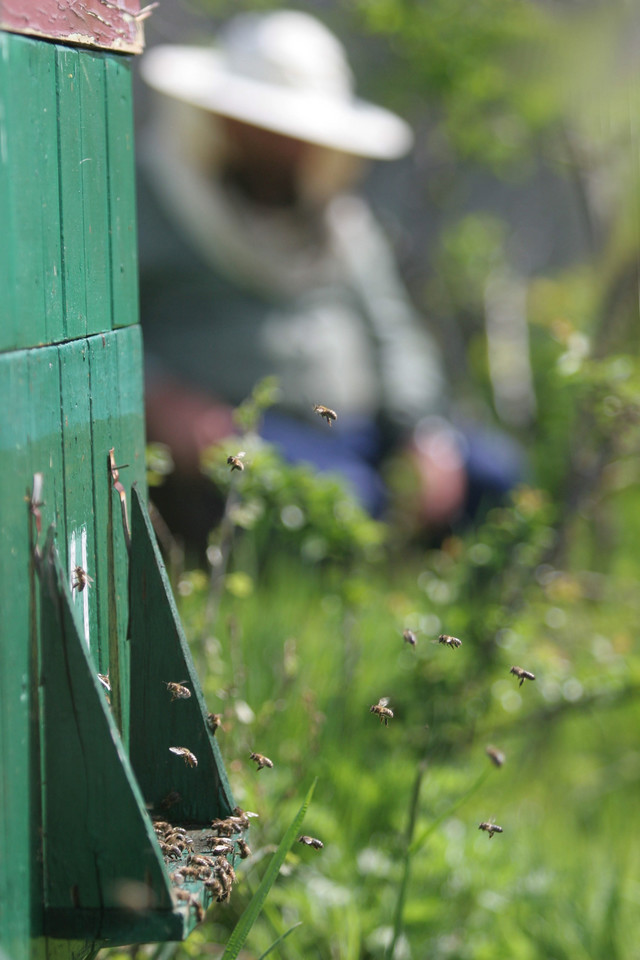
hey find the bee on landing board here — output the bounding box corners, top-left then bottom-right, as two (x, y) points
(370, 697), (394, 726)
(249, 752), (274, 771)
(438, 634), (462, 649)
(313, 404), (337, 426)
(164, 681), (191, 701)
(169, 746), (198, 767)
(510, 665), (535, 687)
(227, 452), (246, 472)
(173, 889), (204, 921)
(479, 821), (503, 839)
(298, 835), (323, 850)
(72, 565), (94, 592)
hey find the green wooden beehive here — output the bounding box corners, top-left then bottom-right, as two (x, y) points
(0, 9), (237, 959)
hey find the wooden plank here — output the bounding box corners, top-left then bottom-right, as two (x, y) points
(78, 53), (112, 337)
(38, 537), (176, 941)
(0, 33), (64, 351)
(36, 40), (66, 348)
(0, 33), (18, 351)
(111, 325), (146, 740)
(27, 346), (65, 540)
(56, 47), (89, 342)
(129, 488), (236, 824)
(58, 339), (98, 656)
(81, 326), (145, 732)
(25, 346), (66, 952)
(105, 54), (139, 329)
(0, 0), (145, 55)
(87, 332), (121, 678)
(86, 327), (146, 708)
(0, 350), (32, 960)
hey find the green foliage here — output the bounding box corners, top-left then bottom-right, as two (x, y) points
(146, 441), (174, 487)
(201, 436), (387, 568)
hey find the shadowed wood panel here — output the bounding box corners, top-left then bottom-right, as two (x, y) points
(129, 488), (236, 825)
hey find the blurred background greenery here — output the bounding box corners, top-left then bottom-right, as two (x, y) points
(116, 1), (640, 957)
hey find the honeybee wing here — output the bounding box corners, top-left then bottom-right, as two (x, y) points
(377, 697), (391, 707)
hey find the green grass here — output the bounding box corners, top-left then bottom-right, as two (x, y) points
(155, 510), (640, 960)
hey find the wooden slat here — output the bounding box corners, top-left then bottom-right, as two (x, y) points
(58, 339), (98, 656)
(0, 350), (32, 960)
(0, 33), (64, 351)
(56, 47), (89, 341)
(129, 488), (236, 824)
(105, 55), (139, 329)
(87, 326), (147, 724)
(78, 53), (112, 337)
(27, 347), (65, 549)
(0, 34), (12, 350)
(87, 333), (122, 679)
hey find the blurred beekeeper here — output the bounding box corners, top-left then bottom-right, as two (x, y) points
(137, 9), (506, 538)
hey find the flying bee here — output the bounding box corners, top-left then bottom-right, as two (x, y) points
(403, 629), (417, 647)
(72, 565), (94, 593)
(313, 403), (337, 426)
(227, 451), (246, 472)
(169, 746), (198, 767)
(370, 697), (394, 726)
(298, 835), (323, 850)
(510, 665), (535, 687)
(160, 791), (182, 811)
(236, 838), (251, 859)
(164, 680), (191, 701)
(207, 713), (222, 734)
(97, 673), (111, 692)
(438, 634), (462, 649)
(479, 821), (503, 839)
(485, 745), (506, 768)
(249, 751), (274, 771)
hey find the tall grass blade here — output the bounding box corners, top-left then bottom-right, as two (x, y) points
(220, 779), (317, 960)
(256, 921), (304, 960)
(386, 762), (426, 960)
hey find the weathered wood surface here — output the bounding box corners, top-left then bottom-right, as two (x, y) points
(0, 0), (145, 54)
(0, 32), (139, 352)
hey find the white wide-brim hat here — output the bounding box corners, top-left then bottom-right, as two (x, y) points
(139, 10), (413, 160)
